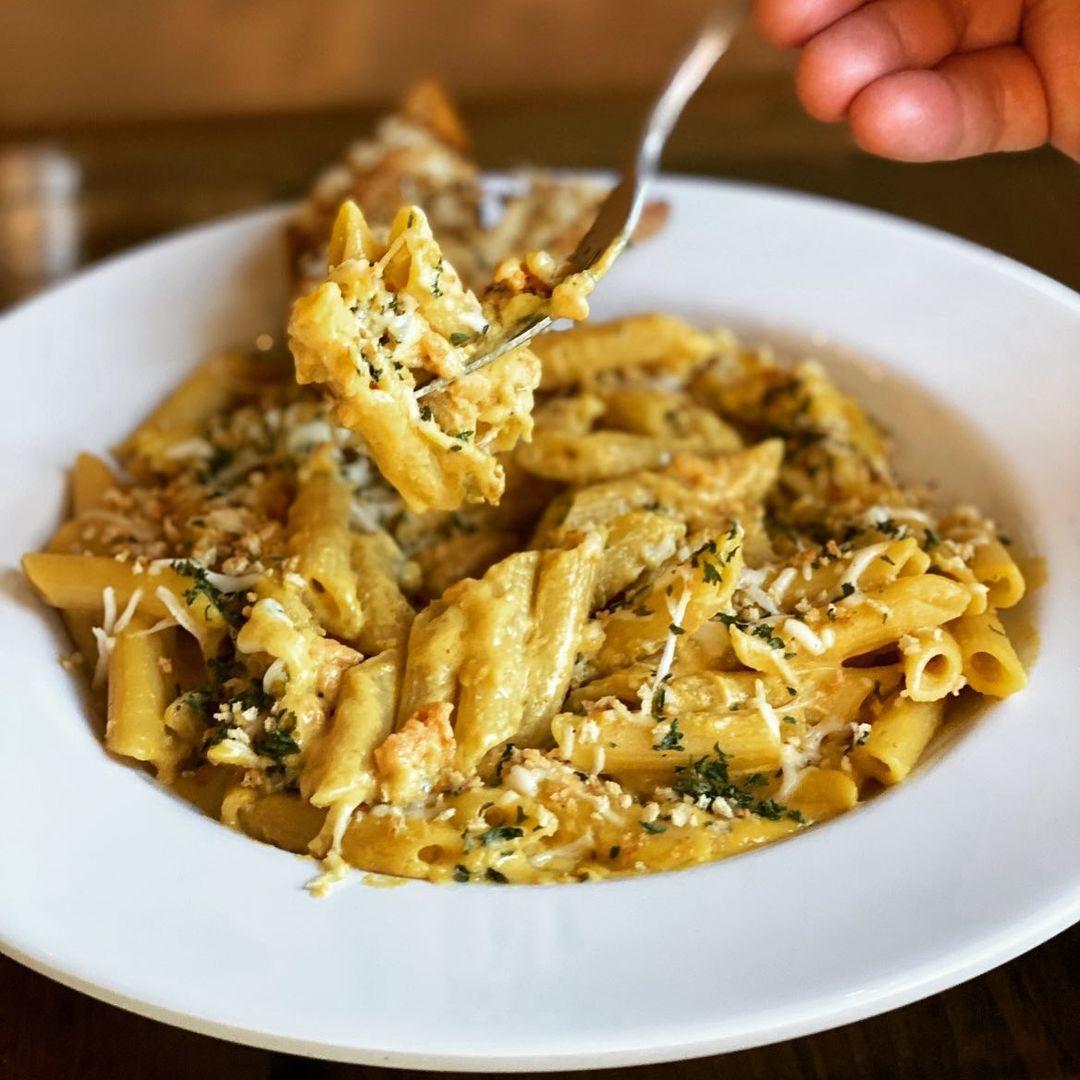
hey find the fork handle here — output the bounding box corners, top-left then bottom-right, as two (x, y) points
(567, 2), (749, 273)
(636, 2), (750, 181)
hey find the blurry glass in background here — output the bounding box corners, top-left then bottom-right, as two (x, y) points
(0, 147), (80, 305)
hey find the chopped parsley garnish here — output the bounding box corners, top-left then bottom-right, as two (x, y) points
(449, 332), (473, 347)
(485, 868), (509, 884)
(668, 622), (685, 636)
(755, 800), (804, 823)
(256, 726), (300, 761)
(182, 688), (212, 716)
(840, 582), (856, 598)
(651, 686), (667, 718)
(923, 528), (940, 549)
(673, 745), (803, 822)
(640, 820), (667, 834)
(200, 445), (233, 480)
(476, 826), (524, 847)
(454, 430), (474, 442)
(453, 865), (470, 883)
(172, 560), (244, 628)
(876, 518), (903, 538)
(204, 721), (232, 748)
(880, 554), (896, 566)
(750, 623), (785, 649)
(419, 405), (433, 422)
(230, 680), (273, 713)
(652, 718), (683, 751)
(609, 846), (621, 860)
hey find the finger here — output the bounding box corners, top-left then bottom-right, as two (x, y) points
(1023, 0), (1080, 160)
(755, 0), (866, 48)
(795, 0), (1023, 122)
(848, 46), (1050, 161)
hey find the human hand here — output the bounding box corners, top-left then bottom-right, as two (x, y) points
(755, 0), (1080, 161)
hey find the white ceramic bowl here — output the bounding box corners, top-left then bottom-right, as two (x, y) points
(1, 177), (1077, 1070)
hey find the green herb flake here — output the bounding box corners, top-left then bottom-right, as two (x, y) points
(673, 744), (803, 822)
(652, 718), (684, 751)
(257, 727), (300, 761)
(476, 826), (524, 847)
(171, 560), (245, 628)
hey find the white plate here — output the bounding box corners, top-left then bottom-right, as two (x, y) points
(1, 177), (1078, 1070)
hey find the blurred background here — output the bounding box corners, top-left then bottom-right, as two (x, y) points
(0, 0), (1076, 307)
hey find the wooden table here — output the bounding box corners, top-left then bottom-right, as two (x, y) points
(1, 88), (1077, 1078)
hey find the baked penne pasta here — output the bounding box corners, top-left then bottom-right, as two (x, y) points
(23, 93), (1031, 887)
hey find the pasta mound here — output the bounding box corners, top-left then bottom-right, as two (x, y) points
(22, 82), (1031, 890)
(289, 201), (607, 513)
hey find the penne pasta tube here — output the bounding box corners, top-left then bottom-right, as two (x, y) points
(852, 694), (945, 785)
(533, 314), (715, 391)
(351, 533), (415, 654)
(451, 552), (537, 773)
(396, 600), (467, 724)
(596, 525), (743, 673)
(23, 553), (230, 640)
(302, 650), (401, 813)
(969, 540), (1026, 609)
(106, 616), (183, 780)
(551, 706), (781, 785)
(949, 611), (1028, 697)
(72, 452), (118, 515)
(237, 793), (328, 854)
(786, 768), (859, 821)
(287, 446), (364, 641)
(516, 535), (602, 747)
(900, 628), (964, 702)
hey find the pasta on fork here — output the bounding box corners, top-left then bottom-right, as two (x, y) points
(289, 200), (601, 512)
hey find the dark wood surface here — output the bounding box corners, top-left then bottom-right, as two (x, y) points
(1, 87), (1077, 1078)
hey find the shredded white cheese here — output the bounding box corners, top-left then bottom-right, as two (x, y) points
(752, 678), (782, 742)
(154, 586), (204, 644)
(637, 580), (691, 717)
(839, 542), (892, 590)
(782, 618), (828, 656)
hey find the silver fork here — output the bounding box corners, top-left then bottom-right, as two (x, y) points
(416, 2), (749, 400)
